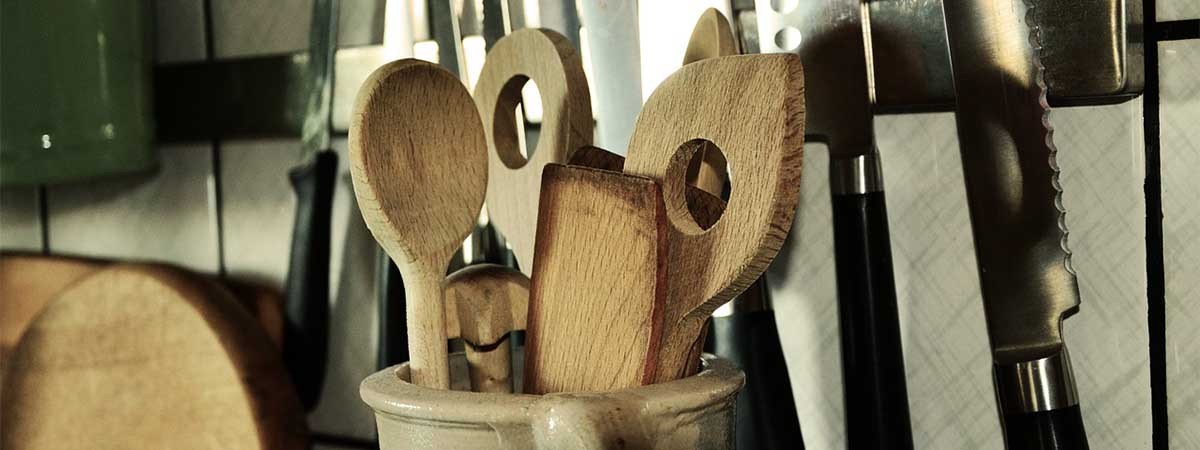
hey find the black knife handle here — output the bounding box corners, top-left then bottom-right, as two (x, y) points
(706, 309), (805, 450)
(283, 149), (337, 411)
(1003, 405), (1090, 450)
(831, 190), (914, 449)
(376, 248), (408, 370)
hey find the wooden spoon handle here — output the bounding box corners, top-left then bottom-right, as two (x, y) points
(399, 265), (451, 389)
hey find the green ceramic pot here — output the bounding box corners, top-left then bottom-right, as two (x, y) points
(1, 0), (156, 186)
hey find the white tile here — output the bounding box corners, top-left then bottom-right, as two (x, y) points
(0, 187), (43, 252)
(210, 0), (313, 58)
(874, 112), (1002, 450)
(766, 145), (845, 448)
(45, 144), (219, 273)
(220, 140), (302, 289)
(1162, 39), (1200, 450)
(338, 0), (387, 47)
(155, 0), (208, 63)
(1159, 0), (1200, 22)
(307, 138), (380, 439)
(1054, 100), (1151, 449)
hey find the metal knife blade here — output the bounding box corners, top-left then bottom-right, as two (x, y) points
(755, 0), (874, 155)
(943, 0), (1080, 367)
(300, 0), (338, 157)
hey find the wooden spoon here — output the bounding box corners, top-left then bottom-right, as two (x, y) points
(1, 264), (307, 450)
(473, 28), (592, 275)
(443, 263), (529, 393)
(623, 54), (806, 382)
(682, 8), (740, 197)
(350, 59), (488, 388)
(523, 164), (669, 394)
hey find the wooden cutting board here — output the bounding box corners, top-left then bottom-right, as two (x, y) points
(523, 164), (669, 394)
(1, 264), (307, 450)
(0, 255), (100, 361)
(0, 255), (284, 356)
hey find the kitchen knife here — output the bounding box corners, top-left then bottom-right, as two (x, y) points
(283, 0), (338, 411)
(942, 1), (1089, 448)
(755, 3), (913, 446)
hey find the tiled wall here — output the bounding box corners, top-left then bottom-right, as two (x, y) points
(1162, 38), (1200, 449)
(0, 2), (1195, 449)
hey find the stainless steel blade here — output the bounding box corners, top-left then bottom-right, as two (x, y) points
(755, 0), (875, 159)
(301, 0), (339, 156)
(943, 0), (1080, 366)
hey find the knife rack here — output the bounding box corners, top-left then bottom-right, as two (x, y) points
(154, 0), (1144, 141)
(754, 0), (1144, 113)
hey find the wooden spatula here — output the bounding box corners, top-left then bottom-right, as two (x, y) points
(623, 54), (805, 382)
(523, 164), (669, 394)
(681, 8), (739, 197)
(1, 264), (307, 450)
(350, 59), (488, 388)
(443, 263), (529, 393)
(473, 28), (592, 275)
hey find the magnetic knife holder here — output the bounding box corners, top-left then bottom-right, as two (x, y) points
(154, 0), (1143, 140)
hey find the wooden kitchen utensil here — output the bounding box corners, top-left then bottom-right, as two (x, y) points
(1, 264), (307, 450)
(0, 255), (100, 359)
(570, 145), (727, 230)
(623, 54), (805, 383)
(523, 164), (669, 394)
(443, 263), (529, 393)
(682, 8), (739, 197)
(474, 28), (592, 275)
(350, 59), (488, 389)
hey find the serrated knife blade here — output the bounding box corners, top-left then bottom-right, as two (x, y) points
(944, 0), (1089, 447)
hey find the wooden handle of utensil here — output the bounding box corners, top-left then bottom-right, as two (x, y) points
(283, 149), (337, 411)
(831, 191), (914, 449)
(446, 264), (529, 393)
(1003, 405), (1090, 450)
(400, 266), (452, 389)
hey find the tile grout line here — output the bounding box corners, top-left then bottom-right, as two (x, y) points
(201, 0), (227, 277)
(1142, 1), (1168, 449)
(38, 184), (49, 254)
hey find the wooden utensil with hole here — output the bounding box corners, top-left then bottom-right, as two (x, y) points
(350, 59), (488, 388)
(623, 54), (805, 383)
(443, 263), (529, 393)
(1, 264), (307, 450)
(570, 145), (728, 230)
(682, 8), (739, 197)
(523, 164), (669, 394)
(474, 28), (592, 275)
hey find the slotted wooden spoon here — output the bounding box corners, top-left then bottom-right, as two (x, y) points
(473, 28), (592, 275)
(623, 54), (806, 382)
(350, 59), (488, 388)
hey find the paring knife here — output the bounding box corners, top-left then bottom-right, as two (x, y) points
(283, 0), (338, 410)
(942, 1), (1089, 448)
(755, 2), (913, 447)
